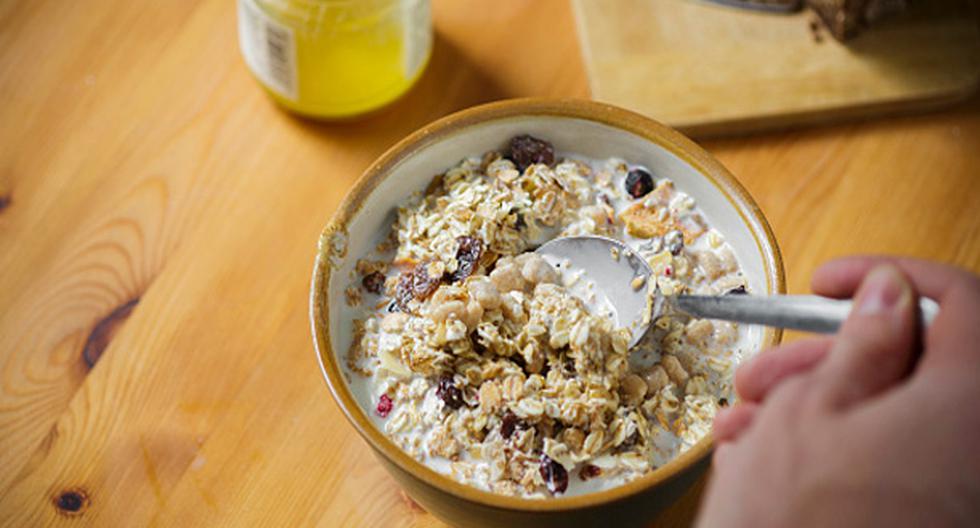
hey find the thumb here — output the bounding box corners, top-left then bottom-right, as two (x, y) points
(813, 264), (918, 409)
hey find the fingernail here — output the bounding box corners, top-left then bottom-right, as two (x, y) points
(855, 265), (909, 316)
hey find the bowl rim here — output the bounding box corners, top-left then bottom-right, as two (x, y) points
(310, 98), (785, 512)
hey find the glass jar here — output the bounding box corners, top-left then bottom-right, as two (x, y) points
(237, 0), (432, 119)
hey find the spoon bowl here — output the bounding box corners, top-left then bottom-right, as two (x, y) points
(537, 236), (940, 339)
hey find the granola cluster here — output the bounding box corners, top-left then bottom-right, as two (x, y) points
(344, 136), (750, 498)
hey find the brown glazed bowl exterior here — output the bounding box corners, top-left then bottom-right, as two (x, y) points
(310, 99), (784, 528)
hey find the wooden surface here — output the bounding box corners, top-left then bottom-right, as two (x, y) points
(0, 0), (978, 526)
(573, 0), (980, 136)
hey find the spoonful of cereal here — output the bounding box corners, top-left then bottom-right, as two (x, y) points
(535, 236), (939, 347)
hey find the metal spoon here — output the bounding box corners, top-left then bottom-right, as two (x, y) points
(536, 235), (939, 347)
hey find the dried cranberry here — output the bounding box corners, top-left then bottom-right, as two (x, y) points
(507, 135), (555, 172)
(500, 413), (518, 439)
(395, 262), (443, 310)
(578, 464), (602, 480)
(376, 394), (393, 417)
(625, 168), (654, 199)
(726, 285), (747, 295)
(448, 236), (484, 283)
(436, 375), (464, 410)
(361, 271), (386, 294)
(539, 455), (569, 494)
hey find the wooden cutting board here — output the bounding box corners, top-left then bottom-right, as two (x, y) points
(572, 0), (980, 136)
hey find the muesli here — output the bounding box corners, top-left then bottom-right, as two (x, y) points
(344, 135), (750, 497)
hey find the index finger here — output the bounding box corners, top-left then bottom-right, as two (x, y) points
(811, 256), (976, 301)
(811, 255), (980, 368)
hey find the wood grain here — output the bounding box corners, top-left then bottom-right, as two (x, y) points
(573, 0), (980, 136)
(0, 0), (977, 526)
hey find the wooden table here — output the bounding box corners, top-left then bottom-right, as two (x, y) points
(1, 0), (977, 526)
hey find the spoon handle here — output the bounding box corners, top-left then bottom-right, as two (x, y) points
(674, 294), (940, 334)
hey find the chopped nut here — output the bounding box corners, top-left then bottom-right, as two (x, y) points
(662, 355), (689, 387)
(620, 203), (671, 239)
(562, 427), (585, 451)
(620, 373), (648, 406)
(479, 381), (502, 412)
(645, 365), (669, 394)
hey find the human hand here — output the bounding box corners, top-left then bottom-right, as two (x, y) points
(696, 257), (980, 527)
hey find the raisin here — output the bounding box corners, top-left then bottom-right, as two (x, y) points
(578, 464), (602, 480)
(539, 454), (569, 494)
(510, 209), (527, 231)
(562, 356), (575, 375)
(726, 285), (748, 295)
(376, 394), (393, 417)
(470, 333), (487, 355)
(448, 236), (484, 283)
(615, 430), (640, 453)
(719, 398), (729, 407)
(395, 262), (442, 310)
(436, 375), (464, 410)
(625, 168), (655, 199)
(507, 135), (555, 172)
(664, 230), (684, 255)
(500, 411), (529, 439)
(361, 271), (386, 294)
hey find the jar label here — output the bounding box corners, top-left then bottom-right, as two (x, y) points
(238, 0), (298, 101)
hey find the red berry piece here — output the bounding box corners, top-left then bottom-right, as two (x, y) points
(362, 271), (386, 294)
(578, 464), (602, 480)
(376, 394), (393, 418)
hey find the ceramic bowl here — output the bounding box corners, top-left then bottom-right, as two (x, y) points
(310, 99), (784, 528)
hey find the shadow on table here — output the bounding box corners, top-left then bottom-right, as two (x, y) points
(284, 31), (512, 154)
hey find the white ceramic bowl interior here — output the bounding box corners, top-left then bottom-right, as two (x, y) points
(326, 115), (776, 427)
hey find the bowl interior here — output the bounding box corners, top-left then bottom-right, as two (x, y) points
(315, 104), (783, 509)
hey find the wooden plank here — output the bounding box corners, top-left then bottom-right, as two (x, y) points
(573, 0), (980, 136)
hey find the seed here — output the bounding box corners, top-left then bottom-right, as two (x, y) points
(507, 135), (555, 172)
(376, 394), (393, 418)
(726, 285), (748, 295)
(436, 375), (465, 410)
(664, 230), (684, 255)
(361, 271), (386, 294)
(539, 454), (569, 494)
(625, 168), (655, 199)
